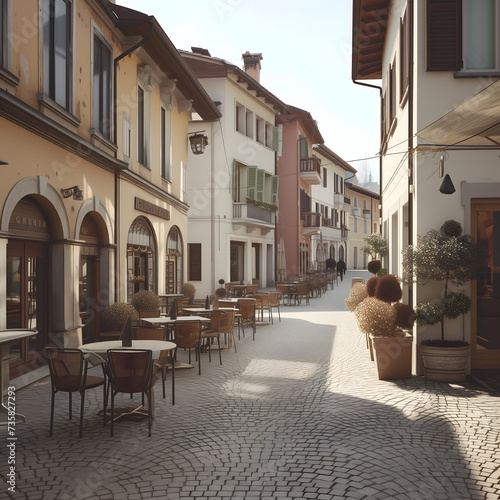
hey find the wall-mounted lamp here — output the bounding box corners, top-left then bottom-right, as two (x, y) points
(188, 131), (208, 155)
(60, 185), (84, 201)
(438, 153), (456, 194)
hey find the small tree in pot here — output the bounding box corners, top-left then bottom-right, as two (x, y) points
(182, 283), (196, 304)
(131, 290), (161, 317)
(401, 220), (479, 381)
(100, 302), (139, 339)
(216, 278), (227, 298)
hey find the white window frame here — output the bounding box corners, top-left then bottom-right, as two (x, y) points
(137, 84), (151, 168)
(161, 106), (172, 181)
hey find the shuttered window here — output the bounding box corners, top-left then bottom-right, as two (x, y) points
(247, 166), (257, 199)
(188, 243), (201, 281)
(426, 0), (462, 71)
(256, 169), (265, 200)
(271, 175), (279, 204)
(400, 11), (409, 102)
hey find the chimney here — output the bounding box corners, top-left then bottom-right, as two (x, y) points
(242, 52), (263, 82)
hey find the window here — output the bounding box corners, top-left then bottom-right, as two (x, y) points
(93, 35), (112, 139)
(400, 10), (409, 101)
(256, 116), (265, 144)
(188, 243), (201, 281)
(43, 0), (72, 110)
(122, 113), (131, 160)
(181, 162), (187, 203)
(353, 197), (358, 208)
(323, 167), (327, 188)
(299, 135), (308, 158)
(364, 219), (368, 234)
(265, 122), (273, 148)
(363, 199), (368, 210)
(389, 58), (396, 124)
(246, 109), (254, 139)
(354, 218), (358, 232)
(464, 0), (498, 70)
(137, 86), (151, 167)
(0, 0), (7, 68)
(236, 103), (245, 133)
(161, 107), (172, 180)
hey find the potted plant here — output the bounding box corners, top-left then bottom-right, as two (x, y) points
(355, 274), (415, 379)
(99, 302), (139, 340)
(216, 278), (227, 298)
(401, 220), (479, 382)
(130, 290), (161, 317)
(182, 282), (196, 304)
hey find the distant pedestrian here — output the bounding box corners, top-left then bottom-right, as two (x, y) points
(337, 259), (346, 281)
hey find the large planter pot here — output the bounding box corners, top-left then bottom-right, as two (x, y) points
(371, 334), (413, 380)
(420, 344), (470, 382)
(367, 333), (374, 361)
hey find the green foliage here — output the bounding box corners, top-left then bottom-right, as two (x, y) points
(325, 258), (336, 270)
(393, 303), (416, 330)
(361, 234), (388, 259)
(376, 268), (388, 277)
(245, 196), (278, 212)
(440, 220), (462, 238)
(345, 283), (368, 311)
(218, 278), (225, 285)
(100, 303), (139, 332)
(367, 259), (381, 274)
(401, 219), (479, 341)
(130, 290), (161, 312)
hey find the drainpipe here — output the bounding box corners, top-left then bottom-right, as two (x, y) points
(407, 0), (414, 306)
(112, 18), (154, 302)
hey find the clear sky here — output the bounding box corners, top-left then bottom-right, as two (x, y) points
(117, 0), (381, 180)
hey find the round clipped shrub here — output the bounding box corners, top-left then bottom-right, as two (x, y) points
(440, 219), (462, 238)
(345, 283), (368, 311)
(443, 292), (472, 319)
(182, 282), (196, 299)
(366, 276), (379, 297)
(376, 268), (388, 277)
(393, 303), (416, 330)
(215, 287), (227, 298)
(326, 258), (337, 270)
(354, 297), (397, 337)
(367, 260), (382, 275)
(374, 274), (402, 303)
(100, 303), (139, 333)
(130, 290), (161, 312)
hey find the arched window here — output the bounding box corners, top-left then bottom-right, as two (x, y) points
(127, 217), (156, 300)
(166, 226), (183, 294)
(330, 244), (336, 260)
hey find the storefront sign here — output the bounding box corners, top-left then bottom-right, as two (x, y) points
(135, 197), (170, 220)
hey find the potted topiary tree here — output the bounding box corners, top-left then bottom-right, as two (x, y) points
(354, 274), (415, 379)
(401, 220), (479, 382)
(130, 290), (161, 318)
(99, 302), (139, 340)
(362, 233), (388, 274)
(182, 283), (196, 304)
(215, 278), (227, 298)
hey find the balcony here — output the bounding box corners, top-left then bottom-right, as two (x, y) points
(300, 157), (322, 184)
(344, 195), (351, 206)
(341, 226), (349, 240)
(363, 209), (371, 220)
(302, 211), (321, 235)
(334, 193), (344, 209)
(232, 202), (276, 233)
(352, 207), (361, 217)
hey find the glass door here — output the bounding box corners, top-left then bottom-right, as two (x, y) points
(7, 240), (48, 377)
(472, 200), (500, 369)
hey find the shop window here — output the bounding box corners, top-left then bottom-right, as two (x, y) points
(166, 226), (183, 294)
(127, 217), (156, 300)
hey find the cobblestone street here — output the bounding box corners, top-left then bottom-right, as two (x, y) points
(2, 271), (500, 500)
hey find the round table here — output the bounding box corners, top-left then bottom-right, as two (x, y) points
(79, 339), (176, 358)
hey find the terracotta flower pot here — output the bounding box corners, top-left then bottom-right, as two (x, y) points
(371, 333), (413, 380)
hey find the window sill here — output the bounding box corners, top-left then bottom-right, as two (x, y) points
(90, 128), (117, 157)
(38, 92), (80, 133)
(453, 71), (500, 79)
(0, 66), (20, 90)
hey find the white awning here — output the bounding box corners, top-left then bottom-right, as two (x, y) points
(417, 79), (500, 146)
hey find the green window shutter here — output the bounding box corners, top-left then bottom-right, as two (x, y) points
(299, 135), (308, 158)
(271, 175), (279, 204)
(247, 166), (257, 199)
(232, 161), (239, 201)
(256, 169), (265, 200)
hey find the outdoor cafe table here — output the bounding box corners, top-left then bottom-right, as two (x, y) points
(78, 339), (176, 419)
(182, 307), (236, 315)
(158, 293), (184, 314)
(0, 329), (38, 422)
(230, 284), (247, 297)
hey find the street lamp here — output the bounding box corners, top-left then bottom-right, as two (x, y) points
(60, 185), (84, 201)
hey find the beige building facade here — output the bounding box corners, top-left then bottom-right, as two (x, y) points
(0, 0), (218, 385)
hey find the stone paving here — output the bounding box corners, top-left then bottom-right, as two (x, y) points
(2, 271), (500, 500)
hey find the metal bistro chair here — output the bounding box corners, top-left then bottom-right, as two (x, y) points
(107, 349), (157, 437)
(219, 308), (237, 352)
(133, 325), (175, 404)
(268, 291), (281, 323)
(46, 347), (106, 438)
(289, 281), (310, 305)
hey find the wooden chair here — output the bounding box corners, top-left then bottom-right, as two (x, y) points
(107, 349), (156, 437)
(200, 310), (224, 365)
(289, 281), (310, 305)
(139, 310), (160, 318)
(245, 284), (259, 295)
(46, 347), (106, 438)
(173, 320), (202, 375)
(237, 299), (256, 340)
(132, 325), (175, 404)
(276, 284), (291, 306)
(311, 278), (322, 298)
(175, 299), (189, 316)
(218, 300), (236, 308)
(268, 291), (281, 323)
(219, 309), (237, 352)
